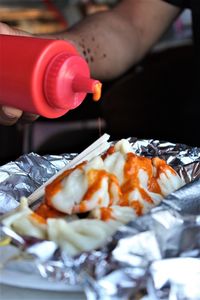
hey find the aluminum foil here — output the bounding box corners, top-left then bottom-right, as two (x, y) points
(0, 152), (77, 214)
(0, 137), (200, 300)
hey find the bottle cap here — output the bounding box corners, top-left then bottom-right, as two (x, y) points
(44, 52), (102, 110)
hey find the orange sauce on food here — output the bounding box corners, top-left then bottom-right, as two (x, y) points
(93, 82), (102, 101)
(120, 153), (154, 209)
(74, 169), (121, 213)
(101, 145), (115, 160)
(75, 201), (88, 213)
(108, 173), (122, 205)
(35, 203), (66, 219)
(131, 201), (143, 216)
(45, 161), (86, 207)
(86, 170), (120, 204)
(71, 169), (108, 213)
(118, 197), (129, 207)
(152, 157), (176, 177)
(82, 169), (107, 211)
(148, 177), (162, 194)
(100, 207), (113, 221)
(148, 157), (176, 195)
(30, 212), (47, 224)
(43, 146), (177, 219)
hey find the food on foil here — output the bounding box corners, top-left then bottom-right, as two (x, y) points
(2, 197), (46, 239)
(2, 197), (120, 256)
(2, 139), (185, 255)
(42, 139), (185, 217)
(47, 218), (119, 256)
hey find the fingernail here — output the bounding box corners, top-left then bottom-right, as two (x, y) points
(2, 107), (20, 118)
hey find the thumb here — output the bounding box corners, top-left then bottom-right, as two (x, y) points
(0, 22), (31, 37)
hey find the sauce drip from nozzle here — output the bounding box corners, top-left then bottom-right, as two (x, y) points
(92, 82), (102, 101)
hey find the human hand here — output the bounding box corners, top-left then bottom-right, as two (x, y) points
(0, 22), (39, 125)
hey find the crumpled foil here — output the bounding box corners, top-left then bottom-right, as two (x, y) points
(0, 152), (77, 214)
(0, 137), (200, 300)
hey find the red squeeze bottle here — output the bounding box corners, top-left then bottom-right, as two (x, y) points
(0, 34), (102, 118)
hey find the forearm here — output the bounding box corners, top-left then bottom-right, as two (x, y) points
(0, 0), (180, 82)
(59, 0), (180, 80)
(0, 0), (181, 125)
(61, 10), (142, 80)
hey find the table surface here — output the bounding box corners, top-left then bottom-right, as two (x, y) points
(0, 284), (86, 300)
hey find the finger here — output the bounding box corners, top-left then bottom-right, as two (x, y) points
(20, 113), (39, 123)
(0, 22), (31, 37)
(0, 106), (23, 126)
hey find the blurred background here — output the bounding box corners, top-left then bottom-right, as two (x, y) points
(0, 0), (195, 164)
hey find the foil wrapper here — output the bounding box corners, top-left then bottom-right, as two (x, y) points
(0, 137), (200, 300)
(0, 152), (77, 214)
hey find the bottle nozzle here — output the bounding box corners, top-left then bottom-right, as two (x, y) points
(72, 74), (102, 101)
